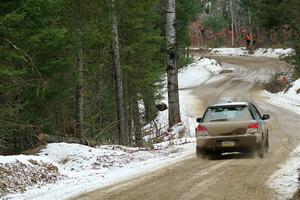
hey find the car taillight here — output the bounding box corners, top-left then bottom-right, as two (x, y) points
(247, 122), (259, 134)
(196, 125), (209, 136)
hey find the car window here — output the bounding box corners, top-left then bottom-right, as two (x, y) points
(203, 106), (253, 122)
(248, 104), (261, 119)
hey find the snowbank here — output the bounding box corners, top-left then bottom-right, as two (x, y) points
(210, 47), (295, 58)
(2, 142), (195, 200)
(178, 57), (223, 89)
(267, 146), (300, 200)
(210, 47), (249, 56)
(263, 79), (300, 199)
(0, 156), (61, 197)
(1, 57), (225, 200)
(143, 57), (224, 143)
(262, 79), (300, 115)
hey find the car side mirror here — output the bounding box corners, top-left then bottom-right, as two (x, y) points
(262, 114), (270, 120)
(196, 117), (202, 123)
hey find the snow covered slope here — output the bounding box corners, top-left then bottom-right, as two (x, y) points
(263, 79), (300, 199)
(263, 79), (300, 115)
(143, 57), (225, 143)
(1, 142), (195, 200)
(1, 57), (224, 200)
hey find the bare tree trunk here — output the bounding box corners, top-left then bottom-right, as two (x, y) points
(166, 0), (181, 127)
(76, 47), (84, 136)
(230, 0), (234, 47)
(127, 74), (133, 145)
(132, 93), (143, 147)
(248, 10), (253, 47)
(74, 1), (84, 136)
(111, 0), (127, 145)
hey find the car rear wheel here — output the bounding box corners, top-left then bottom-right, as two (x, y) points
(258, 138), (268, 158)
(209, 151), (222, 160)
(265, 135), (269, 153)
(258, 145), (264, 158)
(196, 147), (207, 159)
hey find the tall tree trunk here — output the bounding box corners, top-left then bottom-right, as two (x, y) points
(76, 48), (84, 136)
(248, 10), (254, 47)
(132, 93), (143, 147)
(111, 0), (127, 145)
(127, 74), (133, 145)
(230, 0), (234, 47)
(75, 1), (84, 136)
(166, 0), (181, 127)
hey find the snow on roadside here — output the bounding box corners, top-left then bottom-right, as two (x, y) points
(1, 142), (195, 200)
(263, 79), (300, 199)
(262, 79), (300, 115)
(0, 156), (62, 197)
(1, 57), (224, 200)
(178, 57), (223, 89)
(253, 48), (295, 58)
(209, 47), (295, 58)
(143, 57), (224, 142)
(267, 146), (300, 200)
(210, 47), (249, 56)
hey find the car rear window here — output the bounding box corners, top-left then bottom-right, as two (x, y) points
(202, 105), (253, 122)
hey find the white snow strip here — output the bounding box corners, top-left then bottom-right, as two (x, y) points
(178, 57), (223, 89)
(210, 47), (295, 58)
(1, 57), (227, 200)
(267, 146), (300, 200)
(262, 79), (300, 115)
(263, 79), (300, 199)
(143, 57), (224, 142)
(2, 142), (195, 200)
(210, 47), (249, 56)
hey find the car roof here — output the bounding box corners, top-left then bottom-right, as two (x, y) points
(209, 101), (250, 107)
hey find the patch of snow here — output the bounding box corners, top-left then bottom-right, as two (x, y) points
(253, 48), (295, 58)
(2, 142), (195, 200)
(263, 79), (300, 199)
(267, 146), (300, 200)
(143, 57), (224, 142)
(2, 57), (225, 200)
(210, 47), (249, 56)
(210, 47), (295, 58)
(178, 57), (223, 89)
(262, 79), (300, 115)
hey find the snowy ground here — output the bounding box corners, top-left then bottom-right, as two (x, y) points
(263, 79), (300, 115)
(210, 47), (295, 58)
(0, 143), (195, 200)
(262, 79), (300, 199)
(143, 57), (225, 143)
(2, 55), (299, 200)
(0, 57), (223, 200)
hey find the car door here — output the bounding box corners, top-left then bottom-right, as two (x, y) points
(249, 104), (267, 140)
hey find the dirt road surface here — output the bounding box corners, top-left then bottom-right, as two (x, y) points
(72, 56), (300, 200)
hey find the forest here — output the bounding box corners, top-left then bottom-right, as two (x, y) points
(1, 0), (300, 155)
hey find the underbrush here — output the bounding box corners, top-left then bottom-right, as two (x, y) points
(265, 70), (293, 94)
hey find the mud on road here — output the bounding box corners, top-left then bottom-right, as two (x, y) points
(72, 56), (300, 200)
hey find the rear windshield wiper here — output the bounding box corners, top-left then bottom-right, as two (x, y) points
(209, 119), (228, 122)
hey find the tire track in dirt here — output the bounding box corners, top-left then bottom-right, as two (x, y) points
(72, 55), (300, 200)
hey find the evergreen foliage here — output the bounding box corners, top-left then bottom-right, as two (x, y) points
(0, 0), (200, 154)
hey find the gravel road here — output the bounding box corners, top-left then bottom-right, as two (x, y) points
(72, 55), (300, 200)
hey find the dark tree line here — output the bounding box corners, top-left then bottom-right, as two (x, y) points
(0, 0), (199, 154)
(194, 0), (300, 75)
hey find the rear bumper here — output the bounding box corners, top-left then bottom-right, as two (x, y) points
(196, 134), (262, 153)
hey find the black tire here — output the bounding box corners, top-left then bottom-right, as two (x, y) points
(245, 149), (255, 158)
(265, 136), (269, 153)
(196, 147), (206, 159)
(209, 151), (222, 160)
(258, 144), (265, 158)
